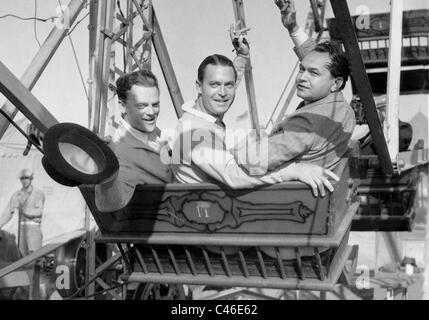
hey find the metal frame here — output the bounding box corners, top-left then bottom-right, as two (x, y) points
(89, 0), (184, 136)
(330, 0), (393, 175)
(232, 0), (260, 136)
(0, 0), (86, 139)
(265, 0), (328, 133)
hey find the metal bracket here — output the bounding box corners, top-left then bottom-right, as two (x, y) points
(100, 28), (115, 39)
(396, 148), (429, 174)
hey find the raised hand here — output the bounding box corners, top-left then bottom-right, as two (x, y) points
(229, 20), (250, 56)
(274, 0), (298, 33)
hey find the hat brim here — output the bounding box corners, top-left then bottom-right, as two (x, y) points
(42, 156), (80, 187)
(42, 123), (119, 186)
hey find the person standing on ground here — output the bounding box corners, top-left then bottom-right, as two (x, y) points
(0, 168), (45, 256)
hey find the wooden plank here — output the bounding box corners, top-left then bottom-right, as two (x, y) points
(0, 230), (86, 278)
(0, 0), (86, 139)
(93, 202), (359, 247)
(0, 61), (59, 134)
(152, 9), (184, 118)
(330, 0), (393, 174)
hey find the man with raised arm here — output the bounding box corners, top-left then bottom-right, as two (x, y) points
(171, 22), (339, 196)
(233, 0), (355, 178)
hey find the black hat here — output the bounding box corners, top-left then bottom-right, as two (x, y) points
(42, 123), (119, 186)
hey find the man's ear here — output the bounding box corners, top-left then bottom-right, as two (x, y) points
(330, 77), (344, 92)
(118, 99), (126, 114)
(195, 80), (202, 95)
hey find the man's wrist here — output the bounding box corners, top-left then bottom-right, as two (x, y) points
(236, 52), (250, 59)
(288, 24), (300, 36)
(281, 163), (298, 182)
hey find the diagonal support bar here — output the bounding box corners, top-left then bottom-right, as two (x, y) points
(232, 0), (260, 135)
(152, 9), (184, 118)
(0, 61), (59, 134)
(0, 0), (86, 139)
(330, 0), (393, 174)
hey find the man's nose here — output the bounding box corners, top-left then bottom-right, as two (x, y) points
(218, 85), (227, 96)
(298, 71), (309, 82)
(145, 106), (155, 115)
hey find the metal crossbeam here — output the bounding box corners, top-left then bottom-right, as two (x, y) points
(0, 61), (58, 134)
(152, 9), (184, 118)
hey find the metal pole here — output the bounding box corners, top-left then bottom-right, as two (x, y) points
(132, 0), (153, 70)
(126, 0), (134, 73)
(90, 0), (107, 133)
(152, 9), (184, 118)
(330, 0), (393, 175)
(97, 0), (115, 136)
(385, 0), (403, 160)
(232, 0), (260, 136)
(0, 0), (86, 139)
(0, 61), (59, 134)
(421, 171), (429, 299)
(88, 0), (99, 128)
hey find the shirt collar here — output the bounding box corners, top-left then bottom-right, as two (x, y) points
(297, 91), (346, 110)
(19, 186), (33, 195)
(182, 99), (218, 123)
(115, 117), (162, 153)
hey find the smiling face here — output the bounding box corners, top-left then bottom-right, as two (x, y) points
(122, 85), (160, 133)
(196, 64), (236, 119)
(296, 51), (343, 103)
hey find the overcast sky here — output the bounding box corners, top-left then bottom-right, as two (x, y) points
(0, 0), (427, 135)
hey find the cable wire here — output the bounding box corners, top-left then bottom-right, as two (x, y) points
(34, 0), (42, 48)
(57, 0), (89, 100)
(68, 35), (89, 99)
(67, 11), (89, 36)
(0, 13), (55, 22)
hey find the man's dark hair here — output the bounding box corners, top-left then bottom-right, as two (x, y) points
(197, 54), (237, 83)
(116, 69), (159, 103)
(313, 41), (351, 90)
